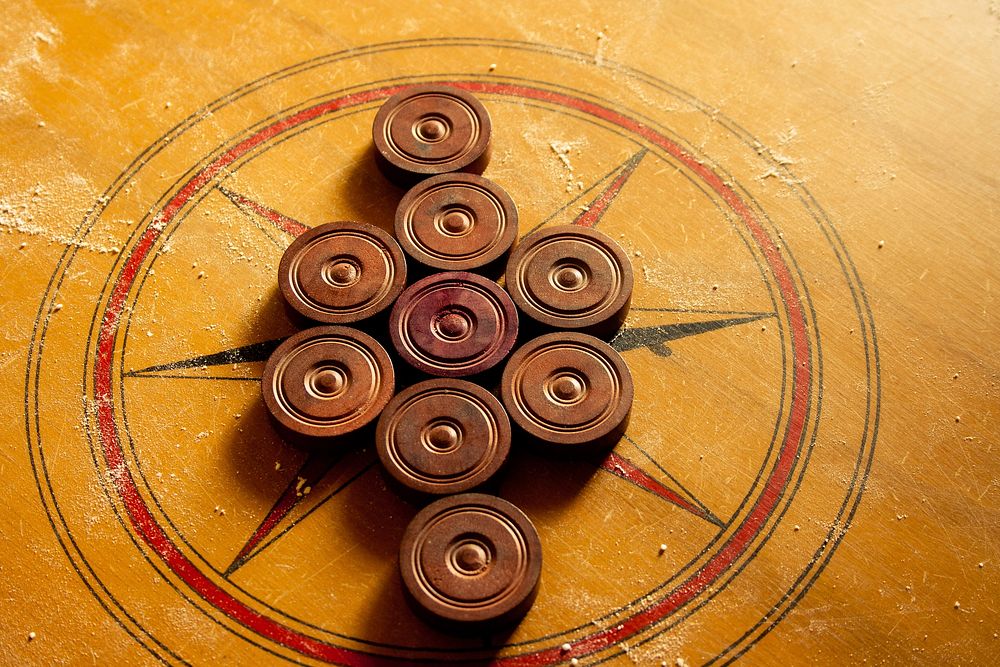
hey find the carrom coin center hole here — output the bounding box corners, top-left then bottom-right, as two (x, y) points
(322, 256), (361, 287)
(433, 308), (474, 341)
(449, 538), (492, 576)
(436, 206), (474, 236)
(306, 364), (349, 398)
(423, 419), (463, 452)
(550, 261), (589, 292)
(414, 115), (450, 143)
(545, 371), (587, 405)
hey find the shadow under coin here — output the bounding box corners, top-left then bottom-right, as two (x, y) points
(330, 145), (406, 235)
(359, 553), (519, 661)
(498, 447), (603, 517)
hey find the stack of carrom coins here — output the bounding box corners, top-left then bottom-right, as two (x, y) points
(260, 83), (635, 633)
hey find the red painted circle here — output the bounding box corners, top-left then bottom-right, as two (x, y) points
(91, 81), (812, 665)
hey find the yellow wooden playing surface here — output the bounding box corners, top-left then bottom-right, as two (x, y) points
(2, 2), (997, 665)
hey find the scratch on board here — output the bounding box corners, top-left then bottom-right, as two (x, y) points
(594, 29), (609, 65)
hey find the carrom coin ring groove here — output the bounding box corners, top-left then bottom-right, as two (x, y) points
(501, 331), (634, 450)
(399, 493), (542, 628)
(277, 221), (407, 324)
(373, 84), (493, 185)
(376, 378), (512, 495)
(395, 173), (518, 273)
(505, 224), (633, 335)
(261, 325), (395, 443)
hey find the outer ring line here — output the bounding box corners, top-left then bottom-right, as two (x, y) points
(90, 80), (812, 665)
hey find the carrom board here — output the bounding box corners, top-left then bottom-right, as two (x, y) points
(1, 2), (997, 665)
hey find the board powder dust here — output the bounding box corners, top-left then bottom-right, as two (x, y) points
(18, 10), (997, 664)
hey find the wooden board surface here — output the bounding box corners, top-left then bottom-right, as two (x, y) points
(2, 2), (997, 664)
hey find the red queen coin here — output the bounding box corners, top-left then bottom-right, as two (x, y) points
(389, 271), (518, 377)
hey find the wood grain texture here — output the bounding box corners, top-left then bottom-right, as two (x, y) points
(1, 1), (996, 664)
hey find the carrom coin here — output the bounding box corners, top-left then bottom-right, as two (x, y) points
(395, 173), (518, 273)
(505, 224), (633, 335)
(376, 378), (511, 495)
(277, 221), (406, 324)
(389, 271), (518, 377)
(399, 493), (542, 629)
(261, 325), (395, 443)
(501, 331), (633, 450)
(373, 83), (492, 184)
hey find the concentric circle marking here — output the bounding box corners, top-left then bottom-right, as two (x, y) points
(450, 540), (491, 576)
(545, 371), (586, 405)
(551, 263), (588, 292)
(306, 364), (348, 398)
(415, 116), (450, 143)
(425, 421), (462, 451)
(25, 39), (879, 666)
(434, 309), (474, 341)
(323, 258), (361, 287)
(439, 208), (474, 236)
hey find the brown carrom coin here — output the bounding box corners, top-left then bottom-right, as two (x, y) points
(505, 224), (633, 335)
(372, 83), (492, 184)
(376, 378), (511, 495)
(395, 173), (518, 273)
(501, 331), (633, 450)
(399, 493), (542, 629)
(389, 271), (518, 377)
(277, 221), (407, 324)
(261, 325), (395, 444)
